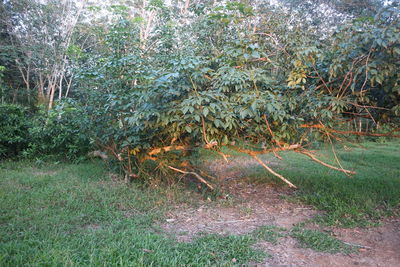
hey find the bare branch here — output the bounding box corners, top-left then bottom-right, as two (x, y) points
(167, 165), (214, 190)
(251, 155), (297, 188)
(298, 150), (355, 175)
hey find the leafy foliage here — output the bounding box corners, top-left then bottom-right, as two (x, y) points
(73, 2), (399, 184)
(25, 101), (92, 161)
(0, 104), (30, 158)
(0, 1), (399, 185)
(0, 101), (91, 161)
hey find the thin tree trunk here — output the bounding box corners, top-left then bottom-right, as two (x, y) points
(47, 72), (58, 109)
(64, 74), (73, 97)
(48, 84), (56, 110)
(58, 73), (63, 100)
(15, 60), (30, 104)
(38, 73), (45, 104)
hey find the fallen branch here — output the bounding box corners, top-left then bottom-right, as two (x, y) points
(167, 165), (214, 190)
(229, 144), (301, 156)
(251, 154), (297, 188)
(298, 150), (355, 175)
(217, 151), (230, 162)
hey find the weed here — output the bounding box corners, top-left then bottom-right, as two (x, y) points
(251, 226), (286, 244)
(290, 228), (356, 254)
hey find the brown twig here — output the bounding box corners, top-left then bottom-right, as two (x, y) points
(263, 115), (283, 159)
(298, 150), (355, 175)
(217, 151), (230, 162)
(167, 165), (214, 190)
(360, 48), (373, 94)
(348, 102), (390, 110)
(312, 64), (332, 94)
(251, 155), (297, 188)
(201, 116), (210, 145)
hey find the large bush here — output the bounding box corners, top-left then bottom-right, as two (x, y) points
(0, 104), (30, 158)
(76, 3), (399, 187)
(25, 101), (92, 161)
(0, 101), (92, 161)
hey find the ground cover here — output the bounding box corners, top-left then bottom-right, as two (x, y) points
(1, 142), (399, 266)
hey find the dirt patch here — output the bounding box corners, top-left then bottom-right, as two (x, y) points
(206, 157), (281, 182)
(259, 218), (400, 267)
(161, 182), (317, 242)
(161, 177), (399, 266)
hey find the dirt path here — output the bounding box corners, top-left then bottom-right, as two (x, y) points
(259, 218), (400, 266)
(161, 181), (400, 266)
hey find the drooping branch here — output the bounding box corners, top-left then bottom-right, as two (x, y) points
(251, 155), (297, 188)
(298, 150), (355, 175)
(264, 114), (283, 160)
(326, 133), (352, 176)
(167, 165), (214, 190)
(228, 144), (298, 188)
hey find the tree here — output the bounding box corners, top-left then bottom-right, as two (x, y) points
(0, 0), (85, 108)
(76, 1), (399, 188)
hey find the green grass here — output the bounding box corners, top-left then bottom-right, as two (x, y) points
(290, 228), (356, 254)
(197, 141), (400, 227)
(1, 142), (399, 265)
(250, 225), (356, 254)
(0, 160), (265, 266)
(287, 142), (400, 226)
(251, 225), (285, 245)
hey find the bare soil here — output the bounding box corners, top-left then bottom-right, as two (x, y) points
(161, 176), (400, 266)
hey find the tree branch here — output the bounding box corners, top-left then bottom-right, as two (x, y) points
(167, 165), (214, 190)
(251, 155), (297, 188)
(298, 150), (355, 175)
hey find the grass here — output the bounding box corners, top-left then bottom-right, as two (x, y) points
(251, 225), (356, 254)
(251, 225), (285, 245)
(1, 141), (399, 265)
(290, 228), (356, 254)
(0, 160), (265, 266)
(287, 142), (400, 226)
(197, 141), (400, 227)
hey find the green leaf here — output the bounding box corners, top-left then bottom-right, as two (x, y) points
(203, 107), (209, 117)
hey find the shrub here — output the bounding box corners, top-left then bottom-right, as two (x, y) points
(0, 104), (30, 158)
(24, 101), (92, 161)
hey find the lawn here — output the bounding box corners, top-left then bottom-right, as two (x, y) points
(0, 142), (399, 265)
